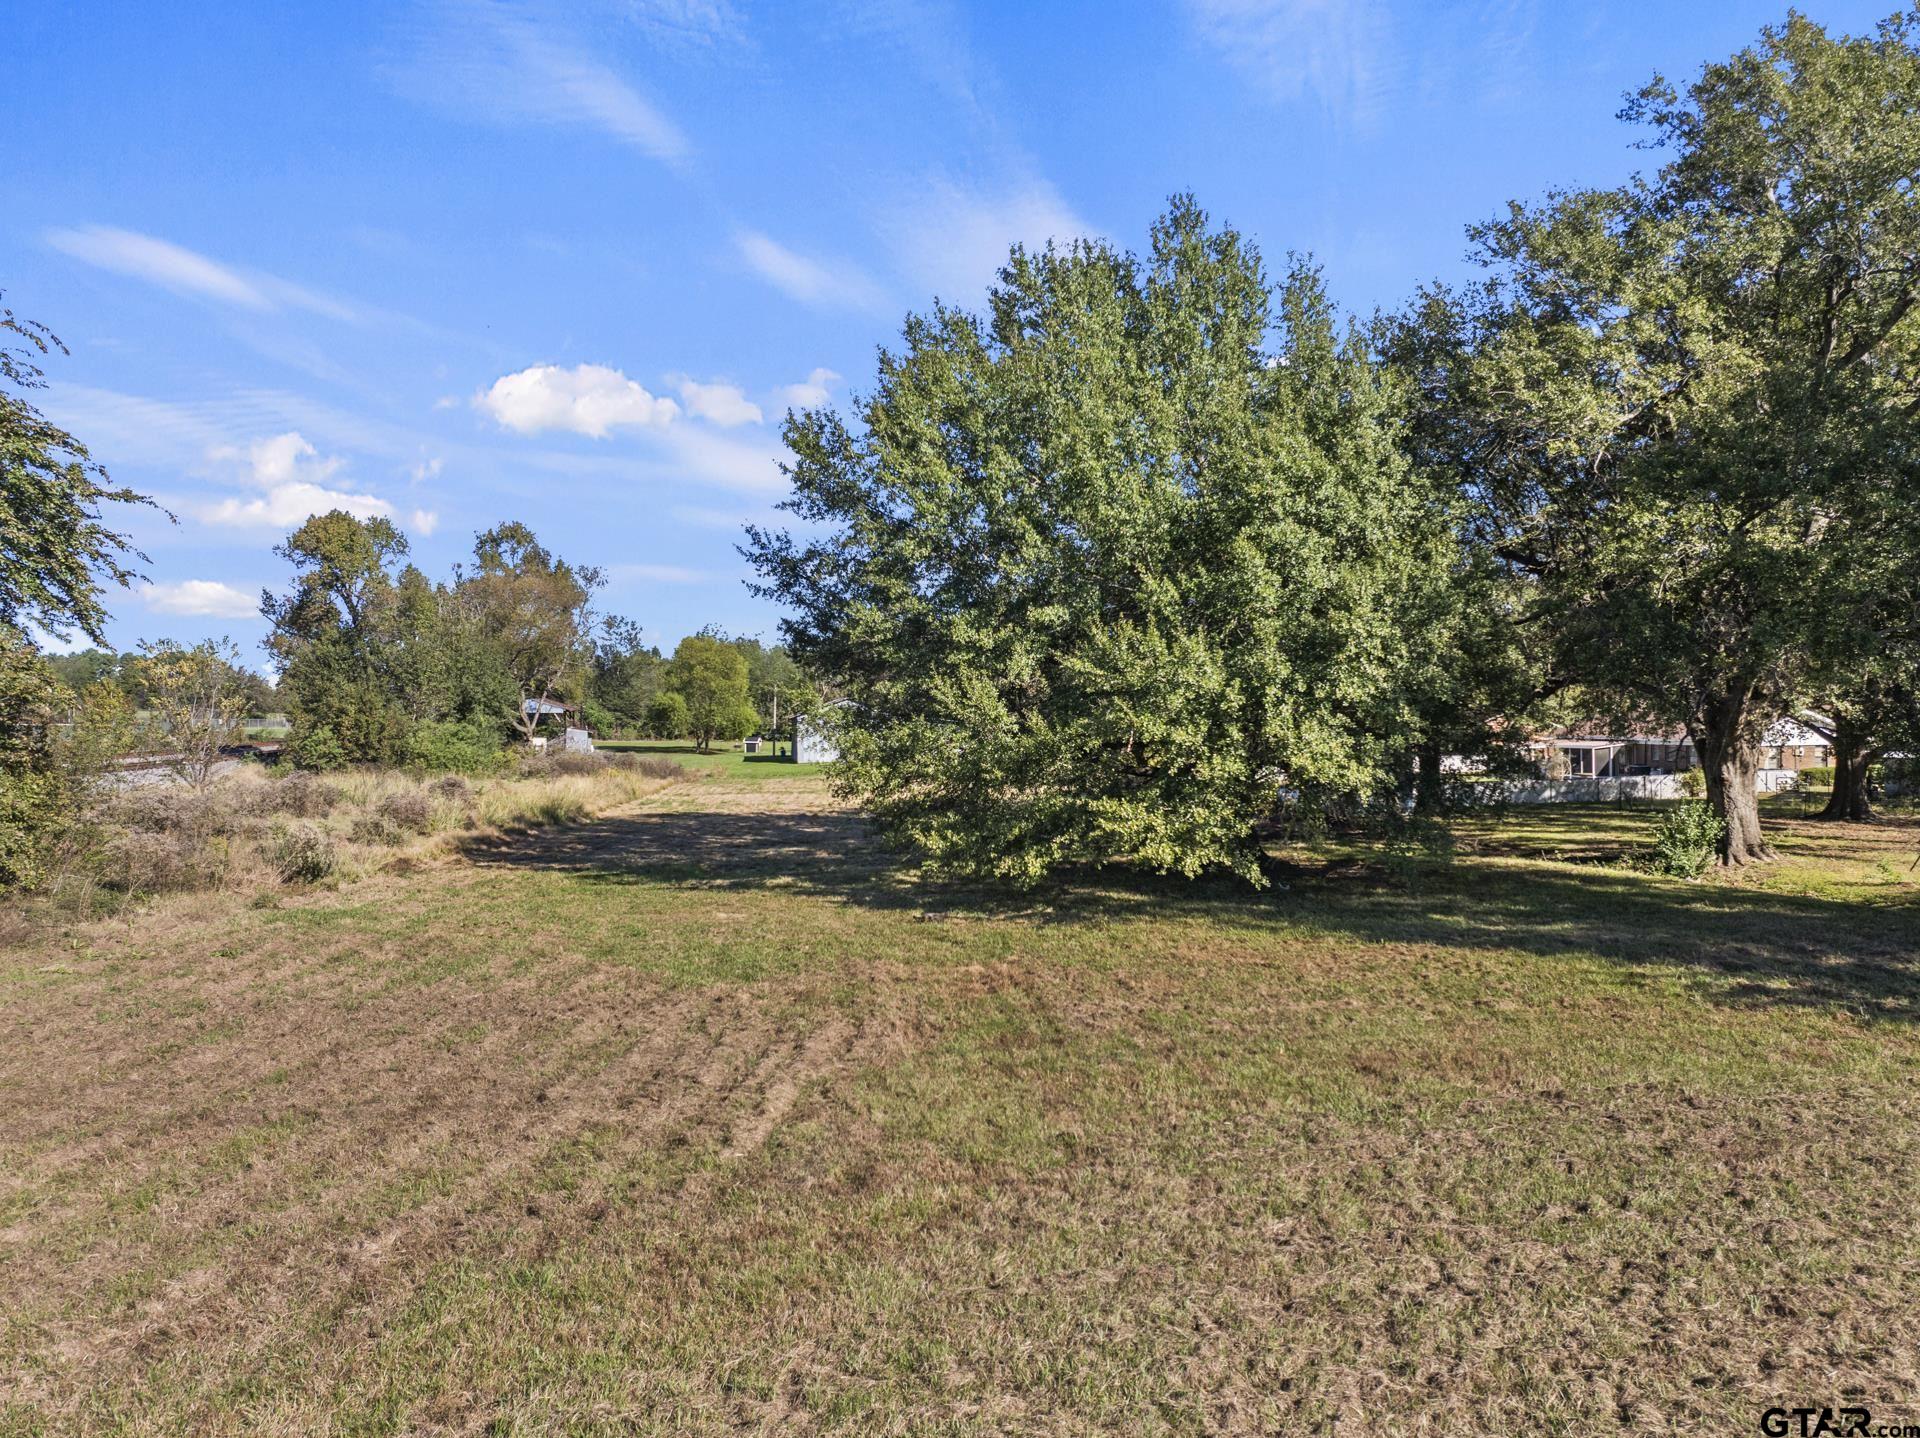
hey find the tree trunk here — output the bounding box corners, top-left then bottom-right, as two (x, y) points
(1817, 723), (1875, 822)
(1413, 738), (1447, 814)
(1691, 699), (1776, 865)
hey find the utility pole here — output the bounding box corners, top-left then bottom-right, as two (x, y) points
(770, 686), (780, 759)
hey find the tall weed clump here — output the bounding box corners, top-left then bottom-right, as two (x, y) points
(1648, 801), (1725, 878)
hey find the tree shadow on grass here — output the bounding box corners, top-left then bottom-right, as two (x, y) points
(457, 807), (1920, 1021)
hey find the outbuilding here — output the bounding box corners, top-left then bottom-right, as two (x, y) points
(793, 700), (853, 764)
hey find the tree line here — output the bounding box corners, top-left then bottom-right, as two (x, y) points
(746, 9), (1920, 877)
(256, 510), (814, 771)
(8, 9), (1920, 889)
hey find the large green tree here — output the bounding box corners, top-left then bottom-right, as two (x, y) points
(1, 296), (157, 644)
(263, 511), (423, 764)
(1429, 11), (1920, 863)
(453, 522), (601, 743)
(666, 632), (756, 752)
(746, 198), (1454, 886)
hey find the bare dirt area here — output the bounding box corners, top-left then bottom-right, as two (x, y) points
(4, 780), (1920, 1433)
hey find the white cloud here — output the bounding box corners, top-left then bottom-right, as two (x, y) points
(1184, 0), (1393, 126)
(735, 230), (887, 311)
(778, 367), (840, 409)
(880, 174), (1088, 304)
(203, 482), (394, 529)
(476, 363), (680, 438)
(410, 508), (441, 536)
(201, 431), (395, 529)
(410, 455), (445, 482)
(143, 580), (261, 620)
(45, 225), (360, 320)
(391, 1), (690, 165)
(676, 378), (762, 427)
(216, 431), (344, 488)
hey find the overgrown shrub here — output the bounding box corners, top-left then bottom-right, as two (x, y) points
(1648, 801), (1724, 878)
(350, 815), (404, 846)
(267, 824), (336, 883)
(263, 771), (340, 818)
(377, 788), (434, 833)
(403, 718), (505, 776)
(99, 828), (219, 894)
(430, 773), (472, 802)
(518, 749), (606, 778)
(1678, 767), (1706, 798)
(288, 725), (350, 772)
(1795, 765), (1835, 792)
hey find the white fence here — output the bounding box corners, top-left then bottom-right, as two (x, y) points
(1502, 769), (1801, 804)
(1505, 775), (1686, 804)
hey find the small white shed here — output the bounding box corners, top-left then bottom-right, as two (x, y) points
(793, 700), (853, 765)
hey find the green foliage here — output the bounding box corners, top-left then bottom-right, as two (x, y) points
(1421, 12), (1920, 862)
(746, 198), (1454, 886)
(287, 724), (350, 773)
(666, 633), (755, 751)
(457, 522), (601, 741)
(587, 616), (664, 729)
(265, 513), (419, 765)
(0, 628), (72, 887)
(132, 638), (249, 788)
(645, 690), (689, 740)
(1, 296), (158, 644)
(1796, 766), (1836, 792)
(1678, 767), (1707, 799)
(1648, 801), (1726, 879)
(402, 717), (506, 775)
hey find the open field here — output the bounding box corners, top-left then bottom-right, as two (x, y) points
(4, 771), (1919, 1434)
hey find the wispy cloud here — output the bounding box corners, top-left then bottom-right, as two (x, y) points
(675, 377), (762, 427)
(143, 579), (260, 620)
(45, 226), (361, 321)
(610, 561), (709, 583)
(203, 482), (395, 529)
(878, 173), (1088, 305)
(734, 230), (887, 311)
(390, 0), (690, 165)
(777, 367), (839, 410)
(1184, 0), (1395, 127)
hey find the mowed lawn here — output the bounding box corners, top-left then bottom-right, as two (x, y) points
(3, 768), (1919, 1436)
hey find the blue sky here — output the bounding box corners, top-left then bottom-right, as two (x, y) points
(6, 0), (1895, 666)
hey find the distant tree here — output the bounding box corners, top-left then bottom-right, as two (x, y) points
(1, 295), (160, 644)
(589, 615), (665, 728)
(263, 511), (418, 765)
(666, 633), (755, 751)
(455, 523), (601, 744)
(43, 648), (123, 699)
(133, 639), (249, 788)
(747, 198), (1454, 885)
(1426, 12), (1920, 863)
(734, 638), (818, 738)
(645, 689), (689, 740)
